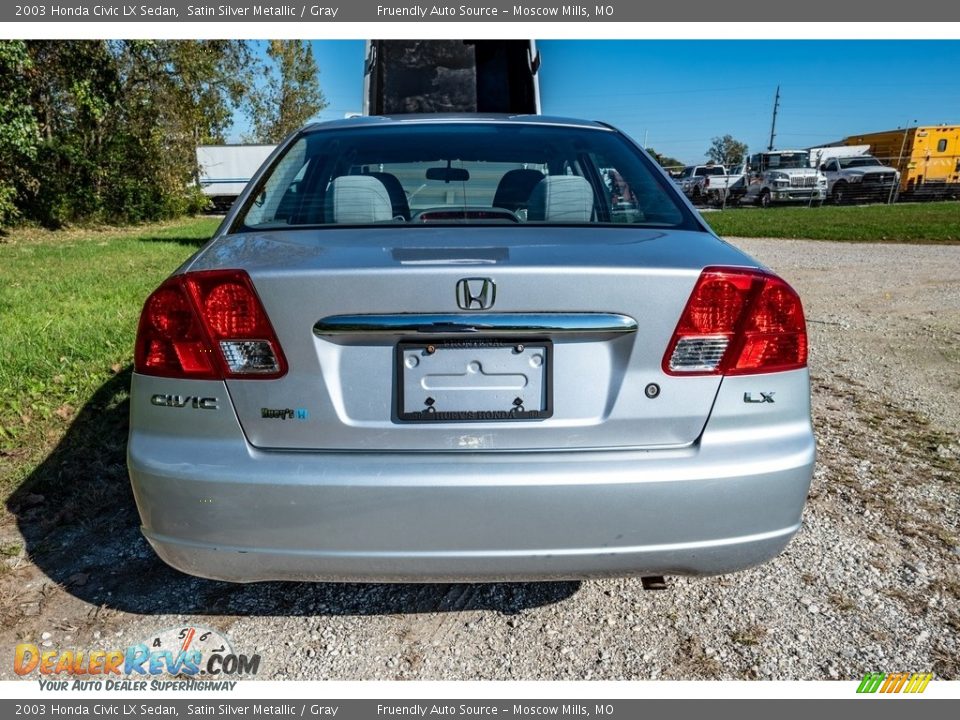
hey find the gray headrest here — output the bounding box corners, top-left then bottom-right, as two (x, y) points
(493, 168), (546, 212)
(326, 176), (392, 224)
(527, 176), (594, 222)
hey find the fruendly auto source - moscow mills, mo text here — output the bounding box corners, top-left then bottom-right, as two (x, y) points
(29, 3), (609, 18)
(377, 5), (603, 17)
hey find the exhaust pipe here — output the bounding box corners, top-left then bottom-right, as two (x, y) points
(641, 576), (668, 591)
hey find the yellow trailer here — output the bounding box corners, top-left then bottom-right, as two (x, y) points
(841, 125), (960, 198)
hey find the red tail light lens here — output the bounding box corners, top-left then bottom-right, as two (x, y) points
(138, 284), (217, 378)
(134, 270), (287, 379)
(146, 288), (192, 339)
(682, 276), (749, 333)
(202, 282), (258, 336)
(663, 267), (807, 376)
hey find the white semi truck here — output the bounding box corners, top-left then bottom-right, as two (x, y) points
(739, 150), (828, 207)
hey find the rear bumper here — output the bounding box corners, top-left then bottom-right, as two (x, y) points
(128, 370), (815, 582)
(143, 526), (800, 583)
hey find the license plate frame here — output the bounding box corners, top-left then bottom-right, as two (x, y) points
(395, 339), (553, 423)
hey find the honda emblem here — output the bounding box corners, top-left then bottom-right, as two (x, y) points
(456, 278), (496, 310)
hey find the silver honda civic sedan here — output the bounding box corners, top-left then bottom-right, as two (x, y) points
(127, 115), (814, 582)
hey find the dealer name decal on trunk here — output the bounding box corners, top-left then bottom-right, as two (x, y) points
(261, 407), (309, 420)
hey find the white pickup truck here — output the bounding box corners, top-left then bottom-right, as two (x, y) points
(810, 146), (900, 204)
(676, 164), (744, 206)
(740, 150), (827, 207)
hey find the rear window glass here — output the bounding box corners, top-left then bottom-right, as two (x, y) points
(235, 123), (695, 231)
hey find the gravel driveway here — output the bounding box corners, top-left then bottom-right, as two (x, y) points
(2, 237), (958, 681)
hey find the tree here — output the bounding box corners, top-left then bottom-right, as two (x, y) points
(646, 147), (684, 172)
(1, 40), (320, 227)
(16, 40), (254, 226)
(248, 41), (327, 143)
(0, 41), (39, 227)
(706, 135), (748, 166)
(23, 41), (123, 224)
(113, 40), (255, 217)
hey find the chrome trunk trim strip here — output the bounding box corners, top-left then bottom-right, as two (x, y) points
(314, 313), (638, 340)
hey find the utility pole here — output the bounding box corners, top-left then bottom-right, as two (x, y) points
(767, 84), (780, 151)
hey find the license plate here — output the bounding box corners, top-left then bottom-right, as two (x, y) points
(396, 340), (552, 422)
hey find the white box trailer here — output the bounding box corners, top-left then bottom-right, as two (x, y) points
(196, 144), (276, 210)
(807, 145), (870, 167)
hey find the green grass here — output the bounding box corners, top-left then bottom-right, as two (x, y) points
(0, 217), (218, 501)
(702, 201), (960, 243)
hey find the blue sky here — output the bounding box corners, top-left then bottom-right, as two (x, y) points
(234, 40), (960, 165)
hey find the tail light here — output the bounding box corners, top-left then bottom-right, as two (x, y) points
(703, 177), (710, 188)
(135, 270), (287, 379)
(663, 267), (807, 376)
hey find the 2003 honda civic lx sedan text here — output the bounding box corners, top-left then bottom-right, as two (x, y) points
(128, 115), (815, 582)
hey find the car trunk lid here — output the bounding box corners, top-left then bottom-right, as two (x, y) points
(187, 226), (758, 451)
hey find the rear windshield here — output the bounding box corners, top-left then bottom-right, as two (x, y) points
(234, 123), (696, 231)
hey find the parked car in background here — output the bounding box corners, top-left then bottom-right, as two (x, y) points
(741, 150), (827, 207)
(129, 115), (814, 583)
(677, 164), (743, 205)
